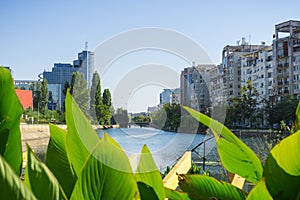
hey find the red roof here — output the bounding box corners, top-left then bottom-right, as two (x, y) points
(15, 89), (33, 110)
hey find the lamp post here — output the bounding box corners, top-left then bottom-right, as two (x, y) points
(37, 102), (39, 124)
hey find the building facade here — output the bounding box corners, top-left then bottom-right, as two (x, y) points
(15, 89), (33, 110)
(159, 89), (173, 105)
(43, 63), (77, 110)
(273, 20), (300, 100)
(208, 64), (225, 106)
(180, 65), (211, 112)
(73, 50), (94, 89)
(241, 45), (273, 105)
(171, 88), (181, 104)
(222, 39), (266, 102)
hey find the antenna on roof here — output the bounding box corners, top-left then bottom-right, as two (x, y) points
(85, 41), (88, 51)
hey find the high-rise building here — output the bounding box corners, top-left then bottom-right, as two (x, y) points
(241, 45), (273, 105)
(222, 38), (266, 102)
(73, 50), (94, 88)
(43, 63), (77, 110)
(180, 65), (212, 112)
(273, 20), (300, 100)
(171, 88), (181, 104)
(159, 89), (173, 105)
(207, 64), (225, 106)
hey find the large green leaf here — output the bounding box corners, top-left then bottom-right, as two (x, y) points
(0, 67), (23, 175)
(291, 101), (300, 134)
(70, 133), (139, 199)
(46, 124), (77, 198)
(0, 155), (37, 199)
(178, 174), (247, 200)
(165, 187), (190, 200)
(135, 145), (165, 200)
(137, 182), (159, 200)
(24, 145), (67, 200)
(264, 131), (300, 199)
(65, 90), (100, 177)
(246, 179), (272, 200)
(184, 106), (263, 184)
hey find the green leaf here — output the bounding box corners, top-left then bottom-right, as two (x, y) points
(70, 133), (139, 199)
(183, 106), (263, 184)
(0, 67), (23, 175)
(65, 90), (100, 177)
(24, 145), (67, 200)
(135, 145), (165, 200)
(0, 155), (37, 200)
(46, 124), (77, 198)
(291, 101), (300, 134)
(179, 174), (247, 200)
(246, 179), (272, 200)
(264, 131), (300, 199)
(137, 182), (159, 200)
(165, 187), (190, 200)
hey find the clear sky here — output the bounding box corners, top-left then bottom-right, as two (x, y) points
(1, 0), (300, 112)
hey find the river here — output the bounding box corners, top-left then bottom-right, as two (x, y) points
(97, 126), (217, 172)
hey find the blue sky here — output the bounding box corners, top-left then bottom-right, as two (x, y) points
(1, 0), (300, 112)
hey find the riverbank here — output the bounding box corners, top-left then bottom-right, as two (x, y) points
(20, 124), (119, 152)
(231, 129), (289, 138)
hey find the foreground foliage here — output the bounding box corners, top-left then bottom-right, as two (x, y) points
(1, 67), (300, 199)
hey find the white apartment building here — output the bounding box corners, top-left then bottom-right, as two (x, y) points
(241, 46), (273, 105)
(207, 64), (225, 106)
(222, 38), (266, 102)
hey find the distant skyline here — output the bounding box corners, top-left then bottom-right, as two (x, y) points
(1, 0), (300, 112)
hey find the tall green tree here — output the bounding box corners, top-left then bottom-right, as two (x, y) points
(30, 79), (48, 114)
(61, 81), (70, 112)
(100, 89), (112, 125)
(70, 72), (89, 114)
(41, 78), (49, 112)
(102, 89), (112, 107)
(90, 72), (101, 123)
(94, 82), (103, 124)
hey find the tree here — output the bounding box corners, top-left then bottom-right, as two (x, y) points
(29, 79), (48, 114)
(226, 80), (258, 128)
(102, 89), (112, 107)
(99, 89), (112, 125)
(70, 72), (89, 114)
(113, 108), (129, 128)
(61, 81), (70, 112)
(273, 95), (298, 127)
(40, 78), (49, 113)
(63, 81), (70, 96)
(240, 80), (258, 127)
(90, 72), (101, 123)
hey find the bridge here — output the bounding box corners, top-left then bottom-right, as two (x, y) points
(128, 122), (151, 128)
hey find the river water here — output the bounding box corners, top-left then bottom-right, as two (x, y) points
(98, 127), (217, 172)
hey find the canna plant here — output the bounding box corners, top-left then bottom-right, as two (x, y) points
(177, 106), (300, 199)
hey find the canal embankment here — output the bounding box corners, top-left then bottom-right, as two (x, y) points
(20, 124), (119, 152)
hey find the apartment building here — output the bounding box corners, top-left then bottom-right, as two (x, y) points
(207, 64), (225, 106)
(222, 38), (266, 102)
(241, 45), (273, 105)
(180, 65), (212, 112)
(273, 20), (300, 100)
